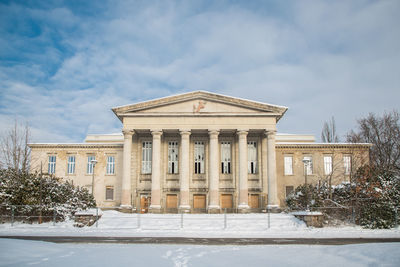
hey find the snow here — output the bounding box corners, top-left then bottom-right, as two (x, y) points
(1, 211), (400, 239)
(74, 208), (103, 216)
(291, 211), (323, 216)
(1, 238), (399, 267)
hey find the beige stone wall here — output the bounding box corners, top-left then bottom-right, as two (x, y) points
(30, 145), (123, 207)
(275, 144), (370, 207)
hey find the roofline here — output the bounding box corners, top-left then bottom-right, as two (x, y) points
(28, 143), (123, 149)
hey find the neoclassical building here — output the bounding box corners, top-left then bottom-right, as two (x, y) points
(29, 91), (370, 213)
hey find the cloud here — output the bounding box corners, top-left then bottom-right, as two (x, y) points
(0, 0), (399, 143)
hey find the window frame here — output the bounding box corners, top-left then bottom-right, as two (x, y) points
(48, 155), (56, 174)
(168, 141), (179, 174)
(324, 155), (333, 175)
(142, 141), (152, 174)
(343, 155), (351, 175)
(106, 155), (115, 175)
(221, 141), (231, 174)
(248, 141), (257, 174)
(67, 155), (76, 175)
(194, 141), (205, 174)
(284, 155), (293, 176)
(105, 186), (114, 201)
(303, 156), (313, 175)
(87, 155), (96, 175)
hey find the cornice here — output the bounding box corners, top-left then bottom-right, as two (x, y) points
(276, 143), (372, 149)
(28, 143), (123, 149)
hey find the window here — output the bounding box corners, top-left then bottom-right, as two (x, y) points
(286, 186), (294, 197)
(48, 156), (56, 174)
(303, 156), (313, 175)
(343, 155), (351, 175)
(168, 141), (179, 174)
(142, 141), (152, 174)
(87, 156), (96, 174)
(67, 155), (75, 174)
(105, 186), (114, 200)
(106, 156), (115, 175)
(221, 142), (231, 174)
(248, 141), (257, 174)
(194, 141), (205, 174)
(324, 156), (332, 175)
(284, 156), (293, 175)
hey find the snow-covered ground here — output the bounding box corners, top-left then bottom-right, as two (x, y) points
(1, 238), (400, 267)
(1, 210), (400, 238)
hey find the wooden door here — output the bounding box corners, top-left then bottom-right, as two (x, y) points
(140, 195), (150, 213)
(193, 195), (206, 209)
(166, 194), (178, 209)
(249, 194), (259, 209)
(221, 194), (233, 209)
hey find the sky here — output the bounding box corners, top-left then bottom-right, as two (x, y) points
(0, 0), (399, 143)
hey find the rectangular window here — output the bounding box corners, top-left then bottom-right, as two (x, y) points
(168, 141), (179, 174)
(194, 141), (205, 174)
(221, 142), (231, 174)
(324, 156), (333, 175)
(343, 155), (351, 175)
(87, 156), (96, 174)
(284, 156), (293, 175)
(48, 155), (56, 174)
(142, 141), (152, 174)
(67, 155), (75, 174)
(248, 141), (257, 174)
(286, 186), (294, 197)
(105, 186), (114, 200)
(303, 156), (313, 175)
(106, 156), (115, 175)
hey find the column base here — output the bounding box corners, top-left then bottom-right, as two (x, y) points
(208, 205), (221, 214)
(149, 205), (162, 213)
(179, 205), (191, 213)
(238, 204), (250, 213)
(266, 205), (281, 213)
(119, 205), (133, 213)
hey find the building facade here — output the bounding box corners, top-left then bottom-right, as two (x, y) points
(29, 91), (370, 213)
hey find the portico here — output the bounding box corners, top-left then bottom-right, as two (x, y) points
(114, 91), (286, 213)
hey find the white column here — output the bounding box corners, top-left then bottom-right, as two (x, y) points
(238, 130), (249, 211)
(179, 130), (191, 211)
(121, 129), (134, 208)
(208, 130), (220, 212)
(267, 130), (279, 209)
(150, 130), (162, 212)
(261, 131), (268, 208)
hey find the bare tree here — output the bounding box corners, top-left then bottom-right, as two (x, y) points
(0, 120), (31, 172)
(346, 110), (400, 174)
(321, 117), (340, 143)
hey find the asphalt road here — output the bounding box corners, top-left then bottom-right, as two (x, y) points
(1, 236), (400, 245)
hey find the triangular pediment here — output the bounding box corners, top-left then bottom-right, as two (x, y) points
(112, 91), (288, 121)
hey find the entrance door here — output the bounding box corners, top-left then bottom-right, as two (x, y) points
(221, 194), (233, 209)
(140, 195), (150, 213)
(249, 194), (259, 209)
(193, 194), (206, 209)
(166, 194), (178, 209)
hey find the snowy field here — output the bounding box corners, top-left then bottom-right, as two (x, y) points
(1, 210), (400, 238)
(1, 238), (400, 267)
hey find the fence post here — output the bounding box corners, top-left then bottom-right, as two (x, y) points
(11, 206), (14, 227)
(268, 208), (270, 229)
(180, 213), (184, 229)
(224, 209), (227, 229)
(53, 208), (56, 226)
(96, 207), (99, 228)
(137, 212), (141, 229)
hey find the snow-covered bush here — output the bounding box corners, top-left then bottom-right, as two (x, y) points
(0, 168), (96, 222)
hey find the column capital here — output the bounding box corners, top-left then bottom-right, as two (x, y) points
(237, 129), (249, 136)
(179, 129), (191, 136)
(151, 129), (163, 137)
(266, 130), (277, 138)
(122, 129), (134, 137)
(208, 129), (220, 137)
